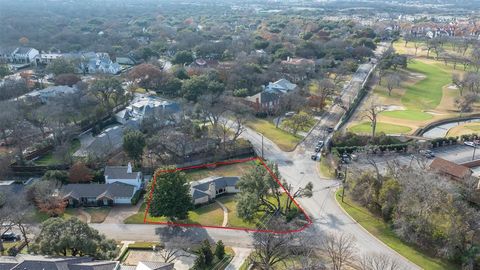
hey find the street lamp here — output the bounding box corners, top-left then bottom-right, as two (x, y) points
(473, 145), (477, 161)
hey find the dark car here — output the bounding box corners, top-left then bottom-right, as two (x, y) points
(326, 127), (334, 133)
(311, 153), (321, 161)
(315, 146), (322, 152)
(1, 232), (20, 242)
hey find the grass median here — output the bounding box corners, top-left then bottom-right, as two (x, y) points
(246, 118), (302, 152)
(348, 122), (411, 135)
(335, 189), (458, 270)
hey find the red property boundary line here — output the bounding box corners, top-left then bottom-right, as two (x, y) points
(144, 156), (313, 234)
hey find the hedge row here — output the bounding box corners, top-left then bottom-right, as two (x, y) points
(334, 143), (409, 155)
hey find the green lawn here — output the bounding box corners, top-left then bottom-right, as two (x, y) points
(124, 202), (224, 226)
(381, 110), (433, 121)
(465, 124), (480, 132)
(246, 118), (302, 151)
(348, 122), (412, 135)
(35, 139), (81, 165)
(319, 156), (336, 179)
(217, 195), (257, 229)
(401, 60), (451, 110)
(336, 189), (458, 270)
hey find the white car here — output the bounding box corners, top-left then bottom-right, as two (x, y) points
(464, 141), (476, 147)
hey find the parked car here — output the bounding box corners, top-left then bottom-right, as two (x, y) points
(464, 141), (476, 147)
(315, 146), (321, 152)
(317, 140), (324, 148)
(1, 232), (20, 242)
(326, 127), (334, 133)
(420, 149), (435, 158)
(341, 154), (351, 164)
(311, 152), (321, 161)
(285, 112), (295, 118)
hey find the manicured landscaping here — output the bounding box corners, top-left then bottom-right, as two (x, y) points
(336, 189), (458, 270)
(246, 118), (302, 151)
(401, 60), (450, 110)
(381, 110), (433, 121)
(348, 122), (412, 135)
(124, 202), (224, 226)
(319, 155), (336, 179)
(217, 195), (257, 229)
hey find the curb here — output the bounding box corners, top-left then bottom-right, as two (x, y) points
(333, 187), (421, 270)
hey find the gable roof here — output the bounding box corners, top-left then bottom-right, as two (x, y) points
(137, 261), (174, 270)
(4, 255), (93, 270)
(69, 261), (119, 270)
(104, 166), (140, 180)
(62, 182), (135, 200)
(191, 176), (239, 193)
(429, 158), (472, 180)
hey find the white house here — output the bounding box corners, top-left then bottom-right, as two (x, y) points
(11, 47), (39, 64)
(37, 53), (63, 65)
(264, 78), (297, 94)
(104, 162), (142, 191)
(190, 176), (240, 205)
(115, 95), (180, 125)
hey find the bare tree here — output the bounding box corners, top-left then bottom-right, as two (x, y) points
(363, 100), (385, 138)
(385, 73), (401, 96)
(321, 232), (357, 270)
(357, 253), (403, 270)
(155, 236), (193, 263)
(455, 93), (478, 115)
(250, 219), (295, 270)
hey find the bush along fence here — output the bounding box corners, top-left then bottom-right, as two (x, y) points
(337, 85), (370, 130)
(333, 142), (410, 156)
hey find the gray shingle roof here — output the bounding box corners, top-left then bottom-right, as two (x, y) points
(104, 166), (139, 180)
(14, 47), (34, 55)
(138, 261), (174, 270)
(62, 183), (135, 200)
(6, 255), (93, 270)
(192, 188), (210, 200)
(69, 261), (118, 270)
(191, 176), (239, 192)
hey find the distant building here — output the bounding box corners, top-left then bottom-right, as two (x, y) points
(18, 85), (78, 103)
(190, 176), (240, 205)
(64, 52), (121, 74)
(115, 95), (180, 125)
(244, 78), (297, 113)
(36, 53), (63, 65)
(10, 47), (40, 64)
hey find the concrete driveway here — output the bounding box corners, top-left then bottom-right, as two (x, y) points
(103, 200), (143, 224)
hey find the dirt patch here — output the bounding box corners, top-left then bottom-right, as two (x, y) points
(380, 105), (406, 111)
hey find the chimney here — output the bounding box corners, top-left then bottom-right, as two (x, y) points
(127, 162), (132, 174)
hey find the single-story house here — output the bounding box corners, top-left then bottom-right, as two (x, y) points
(104, 162), (142, 191)
(10, 47), (40, 64)
(62, 182), (136, 206)
(429, 157), (473, 181)
(190, 176), (240, 205)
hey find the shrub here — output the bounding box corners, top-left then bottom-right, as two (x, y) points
(131, 190), (143, 205)
(215, 240), (225, 260)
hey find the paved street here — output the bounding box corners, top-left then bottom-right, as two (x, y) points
(88, 43), (423, 269)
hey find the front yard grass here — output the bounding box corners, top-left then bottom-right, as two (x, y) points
(335, 189), (458, 270)
(124, 202), (224, 226)
(246, 118), (302, 151)
(319, 155), (336, 179)
(348, 122), (412, 135)
(217, 195), (256, 229)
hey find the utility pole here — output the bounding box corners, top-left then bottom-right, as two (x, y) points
(342, 165), (348, 203)
(473, 145), (477, 161)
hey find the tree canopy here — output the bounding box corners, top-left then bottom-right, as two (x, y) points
(146, 168), (193, 220)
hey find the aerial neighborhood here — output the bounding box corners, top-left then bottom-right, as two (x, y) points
(1, 0), (480, 269)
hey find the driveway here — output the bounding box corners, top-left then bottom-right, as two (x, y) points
(103, 200), (143, 224)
